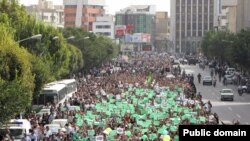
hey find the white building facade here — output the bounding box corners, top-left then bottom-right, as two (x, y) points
(26, 0), (64, 28)
(92, 15), (115, 39)
(170, 0), (220, 54)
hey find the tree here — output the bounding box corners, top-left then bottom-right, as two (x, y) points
(201, 30), (234, 64)
(62, 28), (119, 72)
(0, 23), (34, 124)
(0, 0), (84, 104)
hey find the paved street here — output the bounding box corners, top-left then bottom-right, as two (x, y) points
(182, 64), (250, 124)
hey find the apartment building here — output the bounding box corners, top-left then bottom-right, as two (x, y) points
(64, 0), (105, 31)
(93, 15), (115, 39)
(25, 0), (64, 28)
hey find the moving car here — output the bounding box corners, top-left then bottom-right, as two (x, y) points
(224, 74), (235, 84)
(220, 89), (234, 101)
(202, 76), (212, 85)
(225, 68), (236, 75)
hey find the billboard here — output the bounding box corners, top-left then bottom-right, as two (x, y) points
(115, 25), (126, 37)
(120, 44), (134, 52)
(132, 33), (151, 43)
(142, 33), (151, 42)
(132, 33), (142, 42)
(142, 45), (152, 51)
(124, 33), (133, 42)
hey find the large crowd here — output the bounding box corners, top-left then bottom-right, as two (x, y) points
(1, 53), (239, 141)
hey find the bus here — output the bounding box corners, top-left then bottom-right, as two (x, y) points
(57, 79), (77, 98)
(37, 79), (77, 106)
(38, 83), (67, 106)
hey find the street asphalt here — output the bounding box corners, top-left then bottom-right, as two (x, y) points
(181, 64), (250, 125)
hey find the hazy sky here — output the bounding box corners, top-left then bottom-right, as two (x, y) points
(19, 0), (170, 15)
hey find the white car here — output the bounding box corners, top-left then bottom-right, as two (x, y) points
(225, 68), (236, 75)
(220, 89), (234, 101)
(203, 76), (212, 85)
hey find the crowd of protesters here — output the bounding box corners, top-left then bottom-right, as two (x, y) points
(1, 53), (240, 141)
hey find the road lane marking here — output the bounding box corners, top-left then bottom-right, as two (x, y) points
(222, 102), (225, 105)
(228, 107), (232, 111)
(246, 122), (249, 125)
(236, 114), (241, 118)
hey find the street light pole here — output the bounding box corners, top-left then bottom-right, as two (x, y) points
(67, 36), (75, 40)
(18, 34), (42, 43)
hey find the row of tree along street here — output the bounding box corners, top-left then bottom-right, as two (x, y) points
(201, 29), (250, 73)
(0, 0), (118, 124)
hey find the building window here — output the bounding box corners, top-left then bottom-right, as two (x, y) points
(104, 25), (111, 28)
(193, 30), (196, 36)
(96, 25), (103, 29)
(65, 21), (75, 25)
(96, 32), (111, 36)
(42, 16), (48, 20)
(65, 13), (76, 17)
(176, 6), (180, 13)
(187, 30), (191, 36)
(176, 0), (180, 5)
(198, 30), (202, 36)
(65, 5), (77, 8)
(187, 23), (191, 30)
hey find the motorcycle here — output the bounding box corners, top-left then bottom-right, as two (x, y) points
(238, 85), (243, 96)
(213, 79), (217, 87)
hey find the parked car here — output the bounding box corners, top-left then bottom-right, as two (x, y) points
(203, 76), (213, 85)
(220, 89), (234, 101)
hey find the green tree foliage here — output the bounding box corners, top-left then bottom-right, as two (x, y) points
(62, 28), (119, 71)
(0, 0), (84, 98)
(0, 23), (34, 124)
(67, 44), (84, 76)
(201, 29), (250, 71)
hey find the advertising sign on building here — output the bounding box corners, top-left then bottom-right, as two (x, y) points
(120, 44), (134, 52)
(125, 33), (133, 42)
(142, 33), (151, 42)
(132, 33), (151, 43)
(115, 25), (126, 37)
(126, 24), (134, 33)
(132, 33), (142, 42)
(142, 45), (152, 51)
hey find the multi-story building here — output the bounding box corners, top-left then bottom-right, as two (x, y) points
(155, 12), (169, 52)
(218, 0), (250, 33)
(115, 5), (156, 51)
(218, 0), (237, 33)
(63, 0), (105, 31)
(170, 0), (219, 54)
(25, 0), (64, 28)
(235, 0), (250, 32)
(93, 15), (115, 39)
